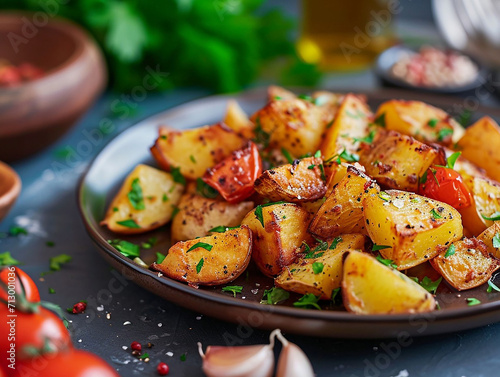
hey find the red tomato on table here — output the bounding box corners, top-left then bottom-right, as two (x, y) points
(0, 267), (40, 303)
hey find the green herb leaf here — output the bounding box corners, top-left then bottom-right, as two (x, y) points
(46, 241), (55, 247)
(304, 240), (328, 259)
(180, 353), (186, 362)
(281, 148), (294, 164)
(140, 352), (149, 360)
(444, 244), (456, 258)
(189, 155), (196, 163)
(314, 150), (321, 158)
(375, 254), (397, 269)
(326, 119), (334, 129)
(162, 193), (168, 202)
(127, 178), (145, 210)
(329, 236), (342, 250)
(155, 252), (166, 264)
(113, 207), (119, 212)
(196, 178), (219, 198)
(293, 293), (321, 310)
(209, 225), (239, 233)
(331, 287), (341, 302)
(312, 262), (324, 274)
(419, 170), (428, 184)
(49, 254), (72, 271)
(419, 276), (442, 294)
(0, 252), (20, 266)
(379, 191), (391, 202)
(274, 96), (282, 100)
(458, 109), (472, 127)
(446, 152), (461, 170)
(339, 149), (359, 163)
(108, 240), (140, 258)
(481, 212), (500, 221)
(298, 94), (313, 102)
(372, 244), (391, 252)
(171, 205), (180, 218)
(353, 130), (376, 144)
(437, 128), (453, 142)
(9, 226), (27, 236)
(430, 208), (442, 219)
(318, 164), (326, 181)
(493, 233), (500, 249)
(187, 242), (213, 253)
(49, 288), (56, 294)
(260, 287), (290, 305)
(307, 164), (316, 170)
(141, 237), (158, 249)
(171, 167), (186, 185)
(253, 117), (271, 148)
(466, 297), (481, 306)
(196, 258), (204, 274)
(116, 219), (141, 229)
(427, 118), (439, 128)
(487, 278), (500, 293)
(373, 112), (386, 127)
(254, 201), (286, 227)
(222, 285), (243, 297)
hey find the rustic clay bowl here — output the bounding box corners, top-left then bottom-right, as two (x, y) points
(0, 12), (107, 161)
(0, 161), (21, 222)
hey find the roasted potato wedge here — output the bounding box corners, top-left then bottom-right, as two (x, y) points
(430, 238), (500, 291)
(325, 162), (365, 197)
(342, 250), (436, 314)
(478, 223), (500, 259)
(457, 116), (500, 182)
(375, 100), (464, 145)
(275, 234), (367, 299)
(359, 130), (439, 191)
(309, 165), (379, 239)
(241, 202), (312, 277)
(254, 157), (327, 202)
(101, 164), (184, 234)
(223, 99), (254, 139)
(150, 123), (247, 180)
(152, 226), (252, 287)
(364, 190), (463, 269)
(171, 193), (254, 242)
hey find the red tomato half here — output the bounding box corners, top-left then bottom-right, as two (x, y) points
(0, 267), (40, 303)
(418, 166), (472, 209)
(203, 141), (262, 203)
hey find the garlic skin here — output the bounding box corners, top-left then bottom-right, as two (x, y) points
(274, 330), (315, 377)
(198, 342), (274, 377)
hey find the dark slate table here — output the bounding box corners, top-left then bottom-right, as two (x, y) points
(3, 74), (500, 377)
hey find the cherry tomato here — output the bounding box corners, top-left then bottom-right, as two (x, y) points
(203, 141), (262, 203)
(0, 267), (40, 303)
(13, 349), (119, 377)
(418, 166), (472, 209)
(0, 305), (72, 360)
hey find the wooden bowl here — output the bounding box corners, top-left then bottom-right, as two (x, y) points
(0, 161), (21, 222)
(0, 12), (107, 161)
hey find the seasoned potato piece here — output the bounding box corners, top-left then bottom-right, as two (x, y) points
(342, 250), (436, 314)
(101, 164), (184, 234)
(241, 203), (312, 277)
(453, 155), (487, 181)
(254, 157), (327, 202)
(457, 116), (500, 182)
(320, 94), (372, 175)
(359, 130), (439, 191)
(325, 162), (365, 197)
(459, 176), (500, 235)
(375, 100), (464, 145)
(150, 123), (247, 180)
(309, 166), (379, 239)
(171, 193), (254, 242)
(223, 100), (254, 139)
(268, 85), (296, 101)
(152, 226), (252, 287)
(478, 223), (500, 259)
(275, 234), (367, 299)
(430, 238), (500, 291)
(251, 99), (327, 156)
(364, 190), (463, 270)
(299, 198), (326, 216)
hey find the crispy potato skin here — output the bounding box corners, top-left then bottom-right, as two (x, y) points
(375, 100), (464, 145)
(275, 234), (367, 299)
(359, 130), (439, 191)
(223, 99), (255, 139)
(150, 123), (247, 180)
(364, 190), (463, 270)
(241, 203), (312, 277)
(254, 157), (327, 202)
(342, 250), (436, 314)
(309, 166), (379, 239)
(171, 193), (254, 242)
(430, 238), (500, 291)
(101, 164), (184, 234)
(152, 226), (252, 287)
(478, 223), (500, 259)
(457, 116), (500, 183)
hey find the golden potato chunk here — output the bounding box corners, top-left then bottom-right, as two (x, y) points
(152, 226), (252, 287)
(478, 223), (500, 259)
(275, 234), (367, 299)
(375, 100), (464, 145)
(359, 130), (439, 191)
(309, 166), (379, 239)
(150, 123), (247, 180)
(223, 100), (254, 139)
(457, 116), (500, 182)
(364, 190), (463, 270)
(342, 250), (436, 314)
(171, 193), (254, 242)
(101, 164), (184, 234)
(430, 238), (500, 291)
(254, 157), (327, 202)
(241, 202), (312, 277)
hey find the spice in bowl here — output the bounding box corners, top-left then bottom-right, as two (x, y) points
(390, 46), (478, 88)
(0, 59), (45, 87)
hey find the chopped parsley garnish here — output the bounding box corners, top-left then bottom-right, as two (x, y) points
(329, 236), (342, 250)
(254, 201), (286, 227)
(314, 150), (322, 158)
(339, 149), (359, 163)
(9, 226), (27, 236)
(446, 152), (461, 170)
(187, 242), (213, 253)
(437, 128), (453, 142)
(155, 252), (166, 264)
(466, 298), (481, 306)
(419, 170), (428, 184)
(375, 254), (397, 269)
(46, 241), (55, 247)
(444, 244), (456, 258)
(430, 208), (442, 219)
(418, 276), (442, 294)
(189, 155), (196, 163)
(318, 164), (326, 181)
(160, 135), (167, 140)
(260, 287), (290, 305)
(312, 262), (324, 274)
(171, 166), (186, 185)
(281, 148), (294, 164)
(331, 287), (341, 302)
(481, 212), (500, 221)
(326, 119), (334, 129)
(0, 251), (20, 266)
(208, 225), (239, 233)
(180, 353), (187, 362)
(108, 240), (140, 258)
(222, 285), (243, 297)
(304, 240), (328, 259)
(196, 258), (204, 273)
(162, 193), (168, 202)
(293, 293), (321, 310)
(379, 191), (391, 202)
(372, 244), (391, 252)
(307, 164), (316, 170)
(140, 353), (150, 360)
(458, 109), (472, 127)
(427, 118), (439, 128)
(127, 178), (145, 210)
(196, 178), (219, 198)
(49, 254), (72, 271)
(274, 96), (282, 100)
(373, 112), (386, 127)
(49, 288), (56, 294)
(353, 130), (376, 144)
(487, 278), (500, 293)
(113, 207), (119, 212)
(171, 205), (180, 218)
(298, 94), (313, 102)
(253, 117), (271, 148)
(141, 237), (158, 249)
(493, 233), (500, 249)
(116, 219), (141, 229)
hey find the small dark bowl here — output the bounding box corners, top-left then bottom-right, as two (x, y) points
(0, 12), (107, 161)
(374, 45), (486, 95)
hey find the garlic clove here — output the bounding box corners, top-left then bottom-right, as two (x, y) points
(198, 342), (274, 377)
(273, 329), (315, 377)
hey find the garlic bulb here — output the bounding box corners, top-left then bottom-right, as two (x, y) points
(274, 329), (315, 377)
(198, 336), (275, 377)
